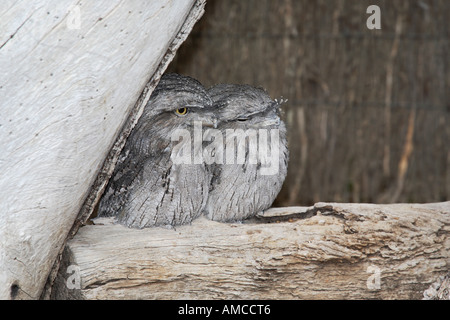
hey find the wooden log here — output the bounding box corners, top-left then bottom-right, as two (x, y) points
(423, 272), (450, 300)
(0, 0), (206, 300)
(52, 202), (450, 300)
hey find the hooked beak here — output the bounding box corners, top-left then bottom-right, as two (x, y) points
(249, 117), (280, 128)
(202, 118), (218, 129)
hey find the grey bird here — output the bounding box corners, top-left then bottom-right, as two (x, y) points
(98, 73), (216, 228)
(203, 84), (289, 222)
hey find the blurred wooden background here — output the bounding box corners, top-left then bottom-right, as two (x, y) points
(167, 0), (449, 206)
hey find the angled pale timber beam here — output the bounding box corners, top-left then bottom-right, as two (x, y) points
(0, 0), (206, 300)
(52, 202), (450, 300)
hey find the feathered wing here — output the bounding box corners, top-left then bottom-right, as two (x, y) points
(204, 121), (289, 222)
(205, 152), (288, 222)
(98, 73), (214, 228)
(99, 133), (210, 229)
(97, 128), (168, 219)
(116, 149), (173, 228)
(117, 153), (210, 229)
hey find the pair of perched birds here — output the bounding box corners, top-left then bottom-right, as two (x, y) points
(98, 73), (289, 228)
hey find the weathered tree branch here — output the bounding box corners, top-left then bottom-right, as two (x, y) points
(52, 202), (449, 300)
(42, 0), (207, 300)
(0, 0), (206, 300)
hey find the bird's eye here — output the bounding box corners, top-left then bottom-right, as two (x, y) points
(175, 108), (188, 116)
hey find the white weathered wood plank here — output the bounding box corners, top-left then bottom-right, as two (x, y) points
(0, 0), (203, 299)
(53, 202), (450, 300)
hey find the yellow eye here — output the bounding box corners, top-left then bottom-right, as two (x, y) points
(175, 108), (188, 116)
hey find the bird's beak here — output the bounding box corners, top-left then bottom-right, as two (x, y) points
(250, 117), (280, 128)
(202, 118), (218, 129)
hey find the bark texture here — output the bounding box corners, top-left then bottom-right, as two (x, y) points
(52, 202), (449, 299)
(0, 0), (206, 300)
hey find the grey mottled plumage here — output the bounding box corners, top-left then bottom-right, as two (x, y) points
(98, 73), (215, 228)
(203, 84), (289, 222)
